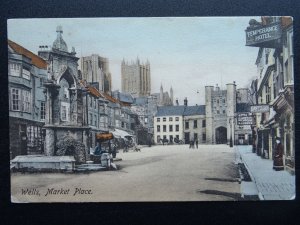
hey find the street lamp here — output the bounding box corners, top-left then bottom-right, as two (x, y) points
(229, 118), (233, 147)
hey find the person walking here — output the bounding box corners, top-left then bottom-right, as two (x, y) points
(195, 139), (198, 149)
(273, 137), (284, 171)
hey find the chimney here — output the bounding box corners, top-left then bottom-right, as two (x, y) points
(184, 97), (188, 106)
(176, 98), (179, 106)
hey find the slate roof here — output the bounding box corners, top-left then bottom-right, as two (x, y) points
(155, 105), (205, 117)
(236, 103), (251, 112)
(119, 92), (134, 103)
(8, 39), (47, 69)
(183, 105), (206, 116)
(134, 97), (148, 105)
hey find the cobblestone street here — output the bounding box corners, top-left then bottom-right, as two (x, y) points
(11, 144), (240, 202)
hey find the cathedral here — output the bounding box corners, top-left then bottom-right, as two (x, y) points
(121, 58), (151, 97)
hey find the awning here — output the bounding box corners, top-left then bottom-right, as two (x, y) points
(111, 129), (133, 139)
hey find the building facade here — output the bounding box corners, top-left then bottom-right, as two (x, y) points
(205, 84), (236, 145)
(245, 16), (294, 173)
(8, 40), (48, 159)
(121, 58), (151, 97)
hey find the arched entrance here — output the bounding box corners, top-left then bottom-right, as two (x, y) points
(215, 127), (227, 144)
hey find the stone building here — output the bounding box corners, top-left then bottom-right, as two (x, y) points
(151, 84), (173, 106)
(121, 58), (151, 97)
(38, 26), (90, 163)
(245, 16), (294, 173)
(154, 104), (206, 144)
(80, 54), (112, 93)
(8, 40), (48, 159)
(205, 84), (236, 144)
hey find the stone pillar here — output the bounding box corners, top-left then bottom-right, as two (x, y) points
(205, 86), (214, 144)
(44, 128), (55, 156)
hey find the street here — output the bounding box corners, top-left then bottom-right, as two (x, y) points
(11, 144), (240, 202)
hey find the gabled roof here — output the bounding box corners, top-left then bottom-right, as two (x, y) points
(8, 39), (47, 69)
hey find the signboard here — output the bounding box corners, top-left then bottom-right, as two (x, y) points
(250, 105), (269, 113)
(237, 113), (253, 125)
(246, 22), (282, 47)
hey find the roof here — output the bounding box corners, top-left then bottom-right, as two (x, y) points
(8, 39), (47, 69)
(119, 92), (134, 103)
(236, 103), (251, 112)
(134, 97), (148, 105)
(183, 105), (205, 116)
(155, 105), (205, 117)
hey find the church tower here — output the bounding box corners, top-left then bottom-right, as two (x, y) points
(170, 86), (174, 105)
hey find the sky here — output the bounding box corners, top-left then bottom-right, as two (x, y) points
(8, 17), (260, 105)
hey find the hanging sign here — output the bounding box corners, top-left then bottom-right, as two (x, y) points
(245, 22), (282, 47)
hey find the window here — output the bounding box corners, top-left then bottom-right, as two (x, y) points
(163, 117), (166, 122)
(157, 125), (160, 132)
(22, 90), (31, 113)
(121, 121), (125, 128)
(94, 115), (97, 126)
(175, 117), (179, 121)
(223, 99), (226, 103)
(217, 99), (219, 104)
(217, 110), (220, 114)
(202, 120), (206, 128)
(163, 125), (166, 132)
(194, 120), (197, 128)
(40, 101), (46, 120)
(169, 117), (173, 122)
(169, 125), (173, 132)
(94, 99), (96, 109)
(157, 118), (160, 122)
(176, 125), (179, 131)
(89, 96), (93, 107)
(89, 113), (92, 125)
(61, 102), (70, 121)
(176, 135), (179, 139)
(40, 78), (44, 87)
(22, 68), (31, 80)
(202, 133), (206, 141)
(185, 121), (189, 129)
(11, 88), (20, 111)
(9, 63), (21, 77)
(265, 85), (271, 104)
(223, 110), (226, 114)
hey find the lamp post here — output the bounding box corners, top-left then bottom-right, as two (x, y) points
(229, 118), (233, 147)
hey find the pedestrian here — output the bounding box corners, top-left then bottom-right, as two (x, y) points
(273, 137), (284, 171)
(195, 139), (198, 149)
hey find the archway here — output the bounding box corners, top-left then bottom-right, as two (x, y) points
(215, 127), (227, 144)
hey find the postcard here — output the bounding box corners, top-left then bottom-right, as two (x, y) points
(8, 17), (295, 202)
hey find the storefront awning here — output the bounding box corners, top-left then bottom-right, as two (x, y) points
(111, 129), (133, 139)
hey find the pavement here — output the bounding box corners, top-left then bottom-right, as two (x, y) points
(236, 145), (295, 200)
